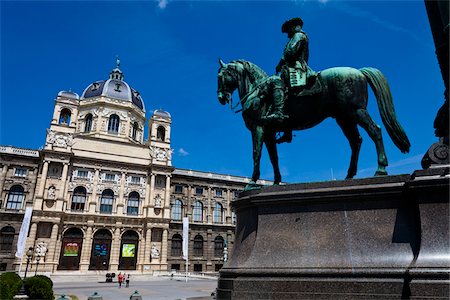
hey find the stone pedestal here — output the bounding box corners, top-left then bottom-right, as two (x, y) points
(217, 168), (449, 299)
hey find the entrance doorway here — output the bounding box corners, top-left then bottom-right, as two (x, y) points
(89, 229), (112, 270)
(58, 228), (83, 270)
(119, 230), (139, 270)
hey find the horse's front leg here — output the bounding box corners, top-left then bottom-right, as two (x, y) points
(251, 126), (264, 183)
(264, 129), (281, 184)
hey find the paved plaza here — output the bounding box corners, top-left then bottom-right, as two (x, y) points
(53, 276), (217, 300)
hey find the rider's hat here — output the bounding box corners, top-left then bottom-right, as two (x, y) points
(281, 17), (304, 33)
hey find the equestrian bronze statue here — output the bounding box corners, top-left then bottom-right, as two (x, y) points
(217, 58), (410, 189)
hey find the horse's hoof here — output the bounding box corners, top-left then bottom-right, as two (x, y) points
(244, 182), (262, 191)
(374, 170), (388, 176)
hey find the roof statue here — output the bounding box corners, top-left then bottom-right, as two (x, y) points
(217, 17), (410, 190)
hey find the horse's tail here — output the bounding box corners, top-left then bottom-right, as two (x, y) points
(360, 67), (410, 153)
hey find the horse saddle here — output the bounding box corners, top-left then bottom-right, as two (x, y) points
(296, 72), (323, 97)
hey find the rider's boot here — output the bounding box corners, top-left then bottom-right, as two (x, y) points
(277, 131), (292, 144)
(262, 87), (288, 123)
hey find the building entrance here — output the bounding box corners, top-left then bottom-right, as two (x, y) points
(89, 229), (112, 270)
(119, 230), (139, 270)
(58, 228), (83, 270)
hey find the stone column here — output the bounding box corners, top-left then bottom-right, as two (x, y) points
(117, 172), (126, 215)
(110, 226), (121, 271)
(207, 187), (212, 224)
(160, 228), (168, 270)
(89, 169), (100, 213)
(79, 225), (93, 271)
(143, 174), (151, 217)
(144, 226), (152, 266)
(137, 235), (145, 272)
(38, 161), (49, 198)
(0, 165), (8, 199)
(58, 163), (69, 199)
(163, 175), (171, 218)
(149, 173), (155, 206)
(46, 223), (59, 270)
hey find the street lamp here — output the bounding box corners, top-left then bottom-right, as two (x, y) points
(18, 247), (34, 296)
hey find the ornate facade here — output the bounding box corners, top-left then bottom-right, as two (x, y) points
(0, 65), (269, 274)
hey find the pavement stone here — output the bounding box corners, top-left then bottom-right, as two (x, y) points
(54, 276), (216, 300)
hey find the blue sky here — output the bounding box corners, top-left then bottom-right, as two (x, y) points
(0, 1), (444, 183)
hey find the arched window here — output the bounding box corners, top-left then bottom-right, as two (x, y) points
(213, 203), (223, 224)
(84, 114), (93, 132)
(132, 122), (138, 140)
(0, 226), (15, 251)
(171, 199), (183, 221)
(156, 126), (165, 141)
(100, 189), (114, 214)
(171, 234), (182, 256)
(6, 185), (25, 210)
(193, 234), (203, 256)
(71, 186), (87, 211)
(59, 108), (71, 125)
(192, 201), (203, 222)
(107, 114), (120, 134)
(127, 192), (140, 215)
(214, 236), (224, 257)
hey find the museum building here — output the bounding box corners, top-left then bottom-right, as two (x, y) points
(0, 65), (268, 274)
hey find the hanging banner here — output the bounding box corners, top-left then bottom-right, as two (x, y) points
(182, 217), (189, 260)
(122, 244), (136, 258)
(15, 207), (33, 258)
(63, 243), (79, 257)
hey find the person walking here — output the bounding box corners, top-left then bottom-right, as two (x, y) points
(118, 272), (123, 288)
(125, 274), (130, 288)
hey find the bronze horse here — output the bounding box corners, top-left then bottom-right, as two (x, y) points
(217, 59), (410, 188)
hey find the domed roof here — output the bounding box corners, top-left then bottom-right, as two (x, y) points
(80, 66), (145, 111)
(58, 90), (80, 100)
(153, 109), (171, 119)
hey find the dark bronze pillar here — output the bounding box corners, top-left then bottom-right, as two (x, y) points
(422, 0), (449, 168)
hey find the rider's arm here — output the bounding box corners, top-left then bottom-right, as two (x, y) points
(284, 32), (306, 61)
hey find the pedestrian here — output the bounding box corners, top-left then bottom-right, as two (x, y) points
(118, 272), (123, 288)
(125, 274), (130, 288)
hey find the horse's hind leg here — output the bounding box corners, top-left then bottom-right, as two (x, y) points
(355, 108), (388, 176)
(264, 129), (281, 184)
(251, 126), (264, 183)
(336, 118), (362, 179)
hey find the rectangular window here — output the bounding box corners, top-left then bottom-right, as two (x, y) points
(215, 264), (223, 272)
(104, 173), (116, 182)
(77, 170), (88, 178)
(151, 228), (163, 242)
(194, 264), (202, 272)
(175, 185), (183, 193)
(100, 197), (113, 214)
(215, 189), (223, 197)
(195, 187), (203, 195)
(171, 264), (180, 271)
(130, 176), (140, 184)
(14, 168), (27, 177)
(171, 240), (182, 256)
(155, 175), (165, 189)
(127, 198), (139, 215)
(37, 222), (52, 238)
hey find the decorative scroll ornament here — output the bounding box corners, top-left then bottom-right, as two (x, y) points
(149, 146), (173, 161)
(35, 242), (48, 257)
(47, 186), (56, 200)
(151, 244), (160, 259)
(46, 130), (74, 148)
(154, 194), (162, 208)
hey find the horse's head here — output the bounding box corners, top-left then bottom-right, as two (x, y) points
(217, 59), (241, 105)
